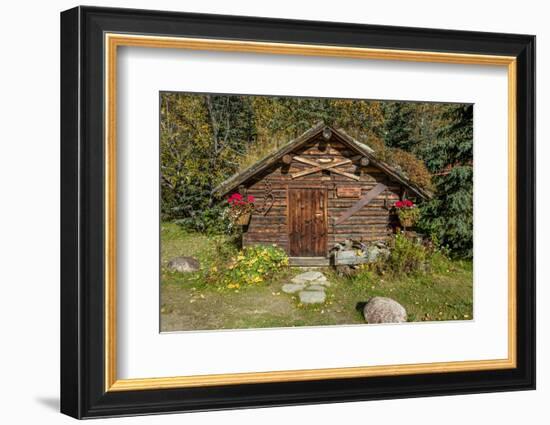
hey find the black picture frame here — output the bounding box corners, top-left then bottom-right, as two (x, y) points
(61, 5), (535, 419)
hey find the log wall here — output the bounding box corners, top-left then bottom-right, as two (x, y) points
(241, 135), (406, 255)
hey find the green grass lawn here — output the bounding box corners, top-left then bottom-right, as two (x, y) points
(160, 222), (473, 331)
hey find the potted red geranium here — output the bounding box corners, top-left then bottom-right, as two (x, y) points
(227, 193), (255, 225)
(394, 199), (419, 230)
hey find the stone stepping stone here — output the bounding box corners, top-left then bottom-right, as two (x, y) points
(291, 271), (327, 284)
(299, 290), (326, 304)
(282, 283), (306, 294)
(306, 284), (326, 291)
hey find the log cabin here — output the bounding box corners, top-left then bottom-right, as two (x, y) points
(214, 122), (431, 266)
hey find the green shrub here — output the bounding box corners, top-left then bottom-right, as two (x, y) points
(361, 233), (454, 277)
(351, 233), (430, 278)
(207, 245), (289, 289)
(174, 204), (232, 235)
(387, 233), (428, 274)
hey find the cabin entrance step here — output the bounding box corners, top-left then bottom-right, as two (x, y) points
(289, 257), (330, 267)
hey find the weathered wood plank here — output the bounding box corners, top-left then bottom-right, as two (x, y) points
(289, 257), (330, 267)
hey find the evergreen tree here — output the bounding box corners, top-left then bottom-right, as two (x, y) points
(418, 104), (473, 257)
(383, 102), (417, 151)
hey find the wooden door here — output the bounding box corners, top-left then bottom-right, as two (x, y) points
(288, 188), (327, 257)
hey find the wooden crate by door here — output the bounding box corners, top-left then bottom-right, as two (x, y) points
(288, 188), (328, 257)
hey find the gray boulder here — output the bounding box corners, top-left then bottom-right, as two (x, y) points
(363, 297), (407, 324)
(167, 256), (200, 273)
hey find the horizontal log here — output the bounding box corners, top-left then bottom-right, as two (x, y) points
(247, 224), (288, 232)
(252, 199), (287, 207)
(328, 189), (400, 199)
(249, 215), (287, 224)
(246, 189), (287, 198)
(251, 211), (394, 222)
(258, 206), (287, 215)
(331, 228), (391, 235)
(330, 199), (396, 208)
(330, 217), (391, 225)
(330, 225), (390, 234)
(247, 222), (392, 233)
(328, 209), (392, 218)
(328, 229), (392, 237)
(329, 235), (391, 242)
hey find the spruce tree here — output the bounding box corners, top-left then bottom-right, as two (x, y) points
(419, 104), (473, 257)
(383, 102), (417, 151)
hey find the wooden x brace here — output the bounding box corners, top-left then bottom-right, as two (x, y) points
(291, 156), (360, 181)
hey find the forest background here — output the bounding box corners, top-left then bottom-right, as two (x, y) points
(160, 93), (473, 257)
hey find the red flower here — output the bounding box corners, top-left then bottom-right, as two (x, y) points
(228, 193), (243, 205)
(228, 193), (254, 206)
(394, 199), (415, 209)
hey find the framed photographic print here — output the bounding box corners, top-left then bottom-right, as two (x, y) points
(60, 6), (535, 419)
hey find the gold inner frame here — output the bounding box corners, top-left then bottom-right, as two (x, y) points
(104, 33), (517, 392)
